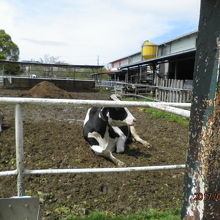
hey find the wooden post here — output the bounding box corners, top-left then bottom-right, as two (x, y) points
(139, 66), (142, 83)
(15, 104), (25, 196)
(174, 60), (178, 79)
(182, 0), (220, 219)
(151, 63), (156, 84)
(126, 68), (129, 83)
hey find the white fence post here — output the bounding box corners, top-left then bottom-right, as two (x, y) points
(15, 104), (25, 196)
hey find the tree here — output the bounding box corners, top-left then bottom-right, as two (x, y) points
(39, 54), (67, 64)
(0, 29), (19, 61)
(0, 30), (20, 75)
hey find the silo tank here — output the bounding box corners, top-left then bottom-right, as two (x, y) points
(142, 41), (158, 60)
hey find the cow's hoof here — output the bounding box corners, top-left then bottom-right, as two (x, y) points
(143, 141), (151, 148)
(117, 161), (126, 167)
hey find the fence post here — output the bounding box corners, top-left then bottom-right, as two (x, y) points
(15, 104), (25, 196)
(182, 0), (220, 219)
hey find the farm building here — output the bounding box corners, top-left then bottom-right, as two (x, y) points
(109, 31), (197, 82)
(98, 31), (197, 102)
(110, 52), (142, 70)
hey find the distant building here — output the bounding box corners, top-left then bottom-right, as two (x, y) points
(108, 31), (197, 82)
(110, 52), (141, 69)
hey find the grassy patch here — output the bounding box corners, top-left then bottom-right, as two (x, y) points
(59, 208), (181, 220)
(121, 97), (189, 127)
(122, 97), (152, 102)
(143, 108), (189, 127)
(95, 88), (112, 94)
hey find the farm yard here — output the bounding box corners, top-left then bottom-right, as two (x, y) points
(0, 83), (189, 219)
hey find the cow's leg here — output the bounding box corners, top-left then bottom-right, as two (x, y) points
(87, 132), (125, 167)
(130, 126), (151, 148)
(116, 136), (126, 153)
(112, 126), (127, 153)
(91, 145), (125, 167)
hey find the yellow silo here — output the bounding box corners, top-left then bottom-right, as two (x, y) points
(142, 40), (158, 60)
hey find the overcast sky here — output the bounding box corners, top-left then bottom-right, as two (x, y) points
(0, 0), (201, 65)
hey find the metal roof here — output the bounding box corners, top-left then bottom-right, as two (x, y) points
(0, 59), (104, 69)
(158, 30), (197, 45)
(119, 48), (196, 69)
(110, 31), (198, 68)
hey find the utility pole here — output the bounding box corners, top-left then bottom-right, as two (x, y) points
(182, 0), (220, 219)
(97, 55), (99, 66)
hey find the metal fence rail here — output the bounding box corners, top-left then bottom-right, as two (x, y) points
(0, 97), (191, 117)
(0, 165), (186, 176)
(0, 97), (189, 196)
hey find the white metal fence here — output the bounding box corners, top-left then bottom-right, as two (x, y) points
(0, 97), (190, 196)
(96, 80), (154, 95)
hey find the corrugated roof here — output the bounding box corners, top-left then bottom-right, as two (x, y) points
(158, 30), (197, 45)
(0, 59), (104, 69)
(119, 48), (196, 69)
(109, 31), (198, 66)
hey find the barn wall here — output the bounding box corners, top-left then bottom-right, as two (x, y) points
(111, 58), (129, 69)
(128, 53), (142, 64)
(170, 35), (196, 54)
(157, 32), (197, 57)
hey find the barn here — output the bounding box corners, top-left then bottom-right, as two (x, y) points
(109, 31), (197, 82)
(98, 31), (197, 102)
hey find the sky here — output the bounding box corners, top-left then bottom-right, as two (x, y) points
(0, 0), (201, 66)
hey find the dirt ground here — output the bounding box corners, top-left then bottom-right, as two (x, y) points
(0, 84), (189, 219)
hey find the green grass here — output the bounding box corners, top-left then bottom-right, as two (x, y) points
(122, 97), (189, 127)
(122, 97), (153, 102)
(143, 108), (189, 127)
(95, 88), (112, 94)
(59, 208), (181, 220)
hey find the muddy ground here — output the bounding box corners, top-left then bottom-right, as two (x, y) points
(0, 86), (189, 219)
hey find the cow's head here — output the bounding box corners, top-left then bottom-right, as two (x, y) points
(106, 107), (136, 126)
(102, 94), (136, 126)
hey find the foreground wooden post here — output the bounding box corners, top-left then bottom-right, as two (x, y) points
(182, 0), (220, 219)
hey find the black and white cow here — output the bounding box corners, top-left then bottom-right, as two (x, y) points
(0, 111), (3, 133)
(83, 95), (150, 166)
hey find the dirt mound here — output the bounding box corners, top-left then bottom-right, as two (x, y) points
(26, 81), (73, 99)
